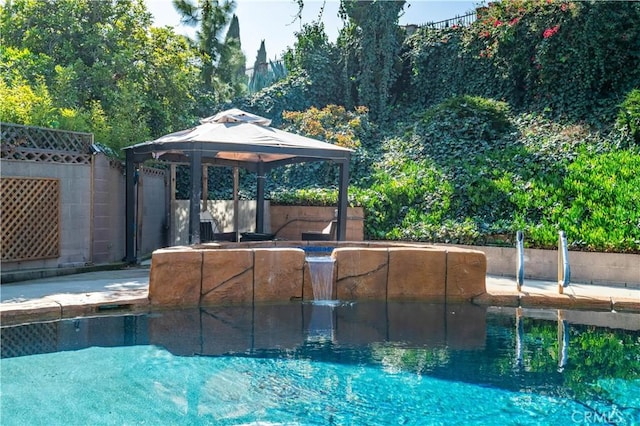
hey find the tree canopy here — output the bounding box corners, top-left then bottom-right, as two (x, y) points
(0, 0), (247, 152)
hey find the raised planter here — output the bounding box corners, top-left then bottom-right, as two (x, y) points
(269, 206), (364, 241)
(148, 241), (486, 307)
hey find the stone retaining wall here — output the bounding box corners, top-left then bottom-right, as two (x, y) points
(270, 206), (365, 240)
(148, 241), (486, 307)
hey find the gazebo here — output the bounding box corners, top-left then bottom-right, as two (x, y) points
(123, 109), (353, 263)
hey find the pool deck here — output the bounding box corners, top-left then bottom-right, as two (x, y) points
(0, 265), (638, 326)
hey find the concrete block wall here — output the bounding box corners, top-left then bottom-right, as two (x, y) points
(91, 159), (166, 264)
(443, 245), (640, 287)
(1, 160), (92, 270)
(2, 154), (168, 271)
(270, 206), (364, 241)
(171, 200), (269, 245)
(92, 155), (125, 264)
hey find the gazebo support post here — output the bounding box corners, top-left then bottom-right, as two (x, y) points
(233, 166), (240, 242)
(256, 162), (265, 233)
(188, 150), (202, 244)
(202, 165), (208, 212)
(125, 150), (137, 264)
(337, 160), (350, 241)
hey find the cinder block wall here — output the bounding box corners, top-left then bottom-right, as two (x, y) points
(440, 244), (640, 287)
(2, 155), (168, 271)
(92, 155), (125, 264)
(1, 160), (92, 269)
(171, 200), (269, 246)
(85, 157), (168, 265)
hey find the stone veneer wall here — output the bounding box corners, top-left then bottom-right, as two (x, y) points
(270, 206), (365, 240)
(148, 241), (486, 307)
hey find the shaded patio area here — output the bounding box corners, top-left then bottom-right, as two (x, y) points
(123, 109), (353, 263)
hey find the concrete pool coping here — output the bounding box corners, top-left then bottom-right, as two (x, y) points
(1, 265), (638, 326)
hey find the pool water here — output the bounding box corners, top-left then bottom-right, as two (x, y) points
(2, 302), (639, 425)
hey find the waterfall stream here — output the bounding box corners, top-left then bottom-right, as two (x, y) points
(306, 255), (336, 302)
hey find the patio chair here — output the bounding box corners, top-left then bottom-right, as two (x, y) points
(199, 210), (221, 242)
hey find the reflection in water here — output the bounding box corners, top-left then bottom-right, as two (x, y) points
(306, 302), (336, 342)
(2, 303), (639, 424)
(516, 308), (570, 372)
(557, 310), (569, 372)
(515, 307), (524, 369)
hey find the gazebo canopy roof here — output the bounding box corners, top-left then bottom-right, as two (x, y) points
(123, 108), (354, 262)
(124, 108), (352, 170)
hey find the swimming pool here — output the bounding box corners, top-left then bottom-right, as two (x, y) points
(2, 302), (639, 425)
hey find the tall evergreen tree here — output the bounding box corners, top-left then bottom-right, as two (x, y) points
(253, 40), (268, 74)
(339, 0), (405, 122)
(249, 40), (269, 92)
(218, 13), (247, 97)
(172, 0), (235, 92)
(226, 13), (240, 40)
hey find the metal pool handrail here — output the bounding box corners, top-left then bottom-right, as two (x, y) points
(558, 231), (571, 294)
(516, 230), (524, 292)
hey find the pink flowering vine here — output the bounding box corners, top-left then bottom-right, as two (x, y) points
(543, 25), (560, 39)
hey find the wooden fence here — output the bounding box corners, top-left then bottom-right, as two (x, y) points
(1, 177), (60, 262)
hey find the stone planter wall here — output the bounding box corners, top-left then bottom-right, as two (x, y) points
(148, 241), (486, 307)
(269, 206), (364, 241)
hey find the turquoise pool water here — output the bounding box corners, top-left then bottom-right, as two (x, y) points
(2, 302), (639, 425)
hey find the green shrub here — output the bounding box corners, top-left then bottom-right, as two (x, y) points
(351, 96), (640, 252)
(616, 88), (640, 146)
(405, 95), (514, 165)
(558, 149), (640, 252)
(351, 160), (452, 240)
(270, 187), (339, 207)
(0, 77), (56, 126)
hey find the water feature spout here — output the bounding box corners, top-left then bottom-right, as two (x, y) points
(306, 255), (336, 302)
(304, 251), (338, 342)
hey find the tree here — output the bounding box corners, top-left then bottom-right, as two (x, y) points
(249, 40), (268, 92)
(284, 21), (341, 107)
(0, 0), (202, 152)
(138, 27), (201, 137)
(172, 0), (235, 92)
(217, 14), (247, 98)
(338, 0), (405, 122)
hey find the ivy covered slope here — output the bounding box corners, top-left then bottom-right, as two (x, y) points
(267, 1), (640, 253)
(357, 95), (640, 253)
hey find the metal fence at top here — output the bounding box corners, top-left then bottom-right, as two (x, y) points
(422, 11), (477, 30)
